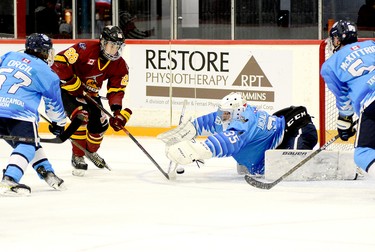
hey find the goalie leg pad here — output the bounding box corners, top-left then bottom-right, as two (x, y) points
(265, 150), (357, 181)
(366, 161), (375, 178)
(166, 140), (212, 165)
(157, 120), (197, 145)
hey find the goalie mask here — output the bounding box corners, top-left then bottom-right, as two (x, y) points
(329, 20), (358, 53)
(100, 25), (125, 61)
(25, 33), (55, 66)
(216, 92), (247, 125)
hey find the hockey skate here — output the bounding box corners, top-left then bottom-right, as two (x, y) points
(36, 166), (66, 190)
(0, 175), (31, 196)
(71, 155), (88, 177)
(236, 164), (250, 175)
(237, 164), (264, 178)
(87, 152), (108, 169)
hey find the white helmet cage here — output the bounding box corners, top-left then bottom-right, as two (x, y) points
(217, 92), (247, 123)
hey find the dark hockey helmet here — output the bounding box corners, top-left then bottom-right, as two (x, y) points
(25, 33), (55, 66)
(329, 20), (358, 48)
(100, 25), (125, 61)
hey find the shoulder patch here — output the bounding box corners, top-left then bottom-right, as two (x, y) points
(78, 43), (87, 50)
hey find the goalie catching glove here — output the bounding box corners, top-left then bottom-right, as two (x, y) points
(109, 108), (132, 131)
(157, 120), (197, 146)
(337, 114), (356, 141)
(166, 140), (212, 165)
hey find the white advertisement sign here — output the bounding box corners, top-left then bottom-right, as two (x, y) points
(0, 40), (320, 128)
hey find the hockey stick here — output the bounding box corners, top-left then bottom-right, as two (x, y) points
(0, 134), (63, 143)
(167, 99), (188, 178)
(0, 114), (83, 144)
(39, 114), (111, 171)
(82, 91), (169, 179)
(244, 120), (358, 189)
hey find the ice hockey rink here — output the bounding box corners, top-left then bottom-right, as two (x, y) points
(1, 135), (375, 252)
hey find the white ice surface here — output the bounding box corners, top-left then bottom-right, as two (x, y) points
(1, 135), (375, 252)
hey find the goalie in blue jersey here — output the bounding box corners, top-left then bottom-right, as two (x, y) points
(158, 92), (317, 176)
(321, 20), (375, 177)
(0, 33), (69, 196)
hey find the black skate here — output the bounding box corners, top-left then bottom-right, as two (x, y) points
(71, 155), (88, 177)
(36, 166), (66, 190)
(87, 152), (110, 170)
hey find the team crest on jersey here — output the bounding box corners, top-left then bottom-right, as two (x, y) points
(22, 58), (30, 64)
(78, 43), (87, 50)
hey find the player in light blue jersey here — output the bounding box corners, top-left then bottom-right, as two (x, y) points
(158, 92), (317, 176)
(321, 20), (375, 177)
(0, 33), (67, 196)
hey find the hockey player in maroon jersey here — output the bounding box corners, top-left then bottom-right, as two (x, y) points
(51, 25), (132, 176)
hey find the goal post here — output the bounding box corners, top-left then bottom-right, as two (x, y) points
(318, 39), (355, 150)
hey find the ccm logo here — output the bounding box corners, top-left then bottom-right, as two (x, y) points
(286, 111), (306, 127)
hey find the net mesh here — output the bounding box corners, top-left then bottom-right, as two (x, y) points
(321, 39), (354, 151)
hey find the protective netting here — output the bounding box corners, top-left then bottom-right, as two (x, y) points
(321, 39), (354, 151)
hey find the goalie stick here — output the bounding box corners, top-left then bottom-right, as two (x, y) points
(82, 91), (170, 179)
(0, 114), (83, 144)
(167, 99), (188, 178)
(39, 114), (111, 171)
(244, 120), (358, 189)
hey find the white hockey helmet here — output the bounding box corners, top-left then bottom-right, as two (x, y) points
(217, 92), (247, 123)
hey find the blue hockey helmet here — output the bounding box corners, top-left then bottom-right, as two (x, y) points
(25, 33), (55, 66)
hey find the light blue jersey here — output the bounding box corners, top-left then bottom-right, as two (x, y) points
(193, 105), (285, 174)
(321, 40), (375, 116)
(0, 51), (66, 126)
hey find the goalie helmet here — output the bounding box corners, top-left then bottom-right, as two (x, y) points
(100, 25), (125, 61)
(329, 20), (358, 52)
(25, 33), (55, 66)
(217, 92), (247, 123)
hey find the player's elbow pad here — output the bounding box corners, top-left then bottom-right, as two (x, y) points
(61, 75), (84, 96)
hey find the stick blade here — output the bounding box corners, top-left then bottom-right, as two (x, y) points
(244, 175), (275, 190)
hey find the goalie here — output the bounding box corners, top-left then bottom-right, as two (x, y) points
(158, 92), (318, 176)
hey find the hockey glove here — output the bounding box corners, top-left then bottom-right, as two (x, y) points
(62, 75), (84, 97)
(49, 122), (65, 136)
(337, 114), (355, 141)
(157, 120), (197, 146)
(109, 108), (132, 131)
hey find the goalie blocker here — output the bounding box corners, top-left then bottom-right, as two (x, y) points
(264, 149), (358, 181)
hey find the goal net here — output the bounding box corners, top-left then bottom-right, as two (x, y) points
(319, 39), (354, 151)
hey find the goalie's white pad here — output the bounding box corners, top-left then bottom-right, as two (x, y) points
(367, 163), (375, 178)
(265, 150), (357, 181)
(166, 140), (212, 165)
(157, 120), (197, 146)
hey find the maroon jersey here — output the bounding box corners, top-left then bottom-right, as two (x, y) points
(55, 41), (129, 108)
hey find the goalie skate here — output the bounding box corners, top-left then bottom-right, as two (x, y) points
(0, 176), (31, 197)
